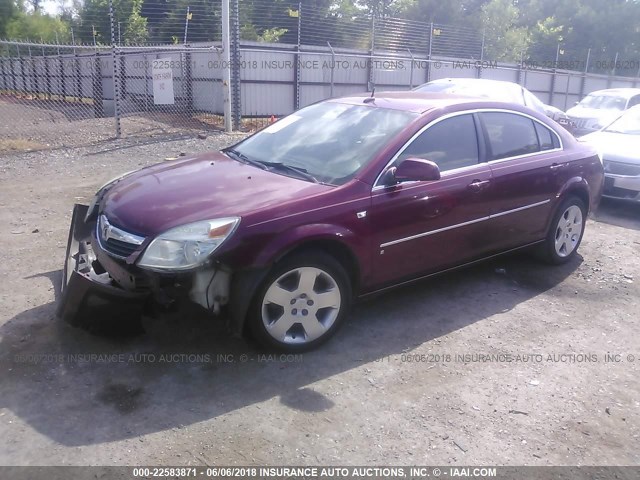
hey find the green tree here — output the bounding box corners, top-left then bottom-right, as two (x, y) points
(0, 0), (18, 38)
(123, 0), (148, 44)
(5, 11), (71, 42)
(481, 0), (530, 61)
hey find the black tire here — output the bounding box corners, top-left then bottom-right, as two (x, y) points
(538, 195), (587, 265)
(247, 250), (352, 352)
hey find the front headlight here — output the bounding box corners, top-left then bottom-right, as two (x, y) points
(137, 217), (240, 271)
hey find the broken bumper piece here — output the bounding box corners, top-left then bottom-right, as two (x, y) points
(57, 204), (148, 333)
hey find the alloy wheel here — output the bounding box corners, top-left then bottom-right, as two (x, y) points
(261, 266), (342, 344)
(554, 205), (583, 257)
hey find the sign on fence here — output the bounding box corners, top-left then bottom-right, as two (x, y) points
(152, 58), (175, 105)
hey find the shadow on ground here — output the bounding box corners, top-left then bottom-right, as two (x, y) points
(0, 253), (581, 446)
(593, 198), (640, 232)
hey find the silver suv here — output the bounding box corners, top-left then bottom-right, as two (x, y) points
(567, 88), (640, 136)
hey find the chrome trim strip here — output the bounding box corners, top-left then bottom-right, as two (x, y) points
(380, 199), (551, 248)
(372, 108), (564, 189)
(380, 216), (489, 248)
(486, 147), (562, 165)
(490, 199), (550, 218)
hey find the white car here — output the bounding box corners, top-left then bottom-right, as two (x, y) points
(567, 88), (640, 137)
(581, 105), (640, 201)
(413, 78), (575, 132)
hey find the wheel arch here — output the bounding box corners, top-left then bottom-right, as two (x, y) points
(556, 176), (591, 212)
(228, 229), (364, 339)
(273, 238), (362, 294)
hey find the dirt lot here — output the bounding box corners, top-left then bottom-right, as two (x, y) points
(1, 115), (639, 467)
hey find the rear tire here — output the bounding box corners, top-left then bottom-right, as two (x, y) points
(538, 195), (587, 265)
(247, 251), (352, 352)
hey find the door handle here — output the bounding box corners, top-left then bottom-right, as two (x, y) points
(468, 179), (490, 192)
(550, 163), (564, 171)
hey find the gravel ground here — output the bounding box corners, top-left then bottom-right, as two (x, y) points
(0, 108), (639, 468)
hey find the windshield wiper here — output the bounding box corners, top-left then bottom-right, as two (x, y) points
(223, 148), (268, 170)
(259, 161), (319, 183)
(223, 149), (319, 183)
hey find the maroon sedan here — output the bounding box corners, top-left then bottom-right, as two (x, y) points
(59, 92), (603, 351)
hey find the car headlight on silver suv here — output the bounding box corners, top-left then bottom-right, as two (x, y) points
(137, 217), (240, 271)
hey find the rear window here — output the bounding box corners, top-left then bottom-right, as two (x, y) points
(534, 122), (555, 150)
(481, 112), (540, 160)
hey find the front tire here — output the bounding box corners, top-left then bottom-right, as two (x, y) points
(539, 195), (587, 265)
(247, 251), (352, 352)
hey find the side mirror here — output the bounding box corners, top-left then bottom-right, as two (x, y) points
(392, 158), (441, 183)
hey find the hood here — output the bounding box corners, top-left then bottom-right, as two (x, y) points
(566, 106), (622, 123)
(580, 131), (640, 164)
(101, 152), (332, 236)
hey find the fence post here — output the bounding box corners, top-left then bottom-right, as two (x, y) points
(367, 15), (375, 91)
(59, 49), (66, 101)
(222, 0), (232, 133)
(549, 43), (560, 106)
(74, 52), (81, 102)
(564, 72), (570, 111)
(29, 45), (36, 98)
(144, 53), (150, 112)
(579, 48), (590, 101)
(109, 0), (121, 137)
(17, 45), (25, 96)
(183, 47), (194, 113)
(476, 30), (485, 79)
(407, 48), (415, 89)
(0, 57), (5, 93)
(43, 45), (51, 100)
(326, 42), (336, 97)
(92, 54), (104, 118)
(516, 50), (523, 85)
(230, 0), (241, 129)
(293, 1), (301, 111)
(426, 22), (433, 83)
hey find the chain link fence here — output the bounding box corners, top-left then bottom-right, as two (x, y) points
(1, 0), (639, 153)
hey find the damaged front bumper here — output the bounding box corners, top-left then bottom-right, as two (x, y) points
(57, 204), (233, 332)
(57, 204), (149, 330)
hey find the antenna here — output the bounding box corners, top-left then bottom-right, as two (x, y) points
(364, 81), (376, 103)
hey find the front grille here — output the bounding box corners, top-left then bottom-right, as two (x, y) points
(604, 160), (640, 176)
(102, 237), (139, 257)
(97, 215), (145, 259)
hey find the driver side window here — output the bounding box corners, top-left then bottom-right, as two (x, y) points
(398, 114), (479, 172)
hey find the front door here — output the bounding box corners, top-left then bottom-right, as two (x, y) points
(368, 113), (495, 287)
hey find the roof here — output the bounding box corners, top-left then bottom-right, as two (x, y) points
(587, 88), (640, 98)
(328, 91), (515, 114)
(424, 77), (516, 87)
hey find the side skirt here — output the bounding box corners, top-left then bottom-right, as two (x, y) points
(357, 239), (545, 300)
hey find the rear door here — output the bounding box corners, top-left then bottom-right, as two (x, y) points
(479, 111), (565, 249)
(368, 113), (495, 287)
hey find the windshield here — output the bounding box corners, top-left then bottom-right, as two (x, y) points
(604, 107), (640, 134)
(579, 94), (627, 111)
(230, 102), (418, 185)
